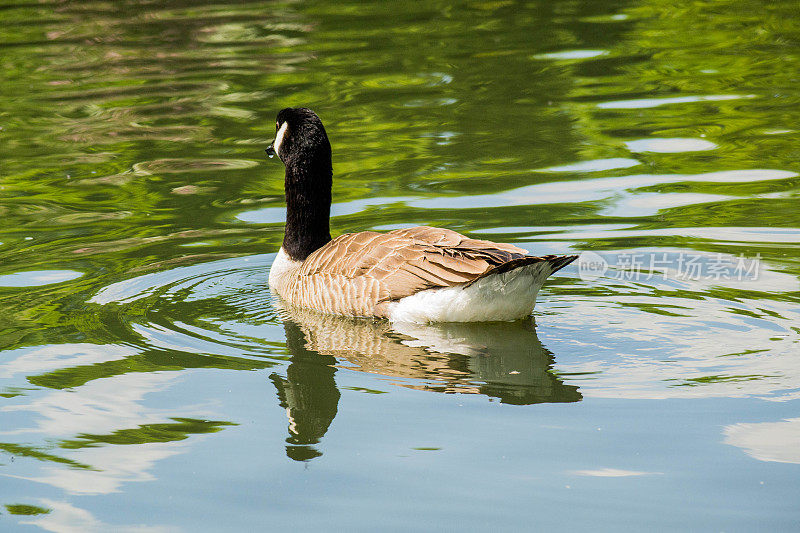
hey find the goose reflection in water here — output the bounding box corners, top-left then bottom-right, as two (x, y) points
(271, 307), (581, 461)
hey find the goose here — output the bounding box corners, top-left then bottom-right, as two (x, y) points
(266, 107), (577, 323)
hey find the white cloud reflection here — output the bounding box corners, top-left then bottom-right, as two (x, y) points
(1, 372), (180, 438)
(0, 351), (209, 496)
(625, 137), (717, 153)
(724, 418), (800, 464)
(0, 343), (138, 379)
(16, 442), (186, 495)
(571, 468), (660, 477)
(19, 499), (176, 533)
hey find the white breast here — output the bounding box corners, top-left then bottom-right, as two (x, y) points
(269, 247), (302, 296)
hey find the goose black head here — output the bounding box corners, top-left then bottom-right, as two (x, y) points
(266, 107), (331, 167)
(268, 107), (333, 261)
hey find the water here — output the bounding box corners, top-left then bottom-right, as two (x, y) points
(1, 0), (799, 530)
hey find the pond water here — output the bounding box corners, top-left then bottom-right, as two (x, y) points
(1, 0), (799, 530)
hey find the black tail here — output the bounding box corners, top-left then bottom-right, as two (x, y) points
(464, 254), (578, 287)
(546, 254), (579, 275)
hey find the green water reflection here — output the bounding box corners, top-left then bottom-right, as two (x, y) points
(1, 0), (799, 530)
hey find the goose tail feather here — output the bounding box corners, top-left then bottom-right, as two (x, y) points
(464, 254), (578, 287)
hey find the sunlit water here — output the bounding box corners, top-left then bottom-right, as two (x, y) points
(1, 0), (799, 530)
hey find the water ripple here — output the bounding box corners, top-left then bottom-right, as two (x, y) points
(132, 158), (259, 175)
(0, 270), (83, 288)
(625, 137), (718, 153)
(598, 94), (756, 109)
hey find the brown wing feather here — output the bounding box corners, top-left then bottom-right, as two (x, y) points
(286, 226), (538, 316)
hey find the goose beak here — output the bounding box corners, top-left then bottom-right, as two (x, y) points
(265, 141), (276, 159)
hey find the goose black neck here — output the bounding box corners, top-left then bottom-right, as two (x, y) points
(282, 154), (332, 262)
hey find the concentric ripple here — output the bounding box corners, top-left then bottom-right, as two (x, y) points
(90, 255), (283, 359)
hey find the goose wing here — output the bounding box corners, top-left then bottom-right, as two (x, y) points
(295, 226), (533, 315)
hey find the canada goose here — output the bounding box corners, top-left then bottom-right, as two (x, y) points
(266, 107), (577, 322)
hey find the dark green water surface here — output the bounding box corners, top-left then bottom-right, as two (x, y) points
(1, 0), (799, 530)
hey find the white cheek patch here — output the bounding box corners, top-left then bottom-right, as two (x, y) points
(273, 121), (289, 157)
